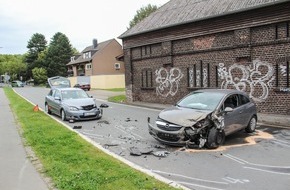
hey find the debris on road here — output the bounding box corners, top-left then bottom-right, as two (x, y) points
(100, 103), (109, 108)
(97, 120), (110, 124)
(152, 151), (170, 157)
(129, 147), (142, 156)
(73, 126), (82, 129)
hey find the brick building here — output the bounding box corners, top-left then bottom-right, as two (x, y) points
(119, 0), (290, 115)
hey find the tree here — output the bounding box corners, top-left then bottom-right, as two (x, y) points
(128, 4), (158, 29)
(32, 67), (47, 85)
(25, 33), (47, 79)
(0, 54), (26, 81)
(44, 32), (74, 77)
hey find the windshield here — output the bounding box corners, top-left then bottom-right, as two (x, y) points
(177, 91), (225, 111)
(61, 90), (89, 100)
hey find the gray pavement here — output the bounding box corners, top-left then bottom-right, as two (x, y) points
(0, 88), (49, 190)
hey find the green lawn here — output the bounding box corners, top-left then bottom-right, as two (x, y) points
(4, 87), (179, 190)
(108, 95), (127, 103)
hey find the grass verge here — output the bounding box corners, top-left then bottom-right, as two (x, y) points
(4, 87), (179, 190)
(108, 95), (127, 103)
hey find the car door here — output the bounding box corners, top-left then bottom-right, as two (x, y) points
(50, 89), (62, 115)
(238, 94), (253, 127)
(223, 94), (243, 135)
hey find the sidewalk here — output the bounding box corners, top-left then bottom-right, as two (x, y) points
(0, 88), (49, 190)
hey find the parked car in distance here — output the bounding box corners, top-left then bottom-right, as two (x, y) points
(11, 80), (24, 87)
(74, 82), (91, 91)
(148, 89), (257, 149)
(45, 76), (102, 121)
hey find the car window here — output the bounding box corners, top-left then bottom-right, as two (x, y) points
(177, 92), (224, 111)
(54, 90), (61, 99)
(48, 90), (53, 96)
(61, 90), (89, 100)
(239, 94), (250, 105)
(224, 94), (238, 109)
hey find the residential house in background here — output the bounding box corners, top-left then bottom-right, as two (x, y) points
(119, 0), (290, 118)
(67, 38), (125, 89)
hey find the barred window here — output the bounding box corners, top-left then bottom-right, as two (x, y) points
(141, 69), (153, 88)
(187, 61), (210, 88)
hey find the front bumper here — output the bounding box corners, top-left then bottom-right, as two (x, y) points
(148, 120), (187, 146)
(66, 108), (102, 121)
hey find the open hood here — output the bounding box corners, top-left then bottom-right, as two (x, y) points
(47, 76), (71, 89)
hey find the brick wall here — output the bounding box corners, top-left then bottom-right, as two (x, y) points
(123, 4), (290, 115)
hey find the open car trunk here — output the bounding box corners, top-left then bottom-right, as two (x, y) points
(47, 76), (71, 89)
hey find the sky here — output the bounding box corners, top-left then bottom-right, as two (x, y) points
(0, 0), (169, 55)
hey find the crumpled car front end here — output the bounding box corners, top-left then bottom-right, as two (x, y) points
(148, 106), (215, 148)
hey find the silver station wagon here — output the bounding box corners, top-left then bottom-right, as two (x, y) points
(148, 89), (257, 149)
(45, 76), (102, 122)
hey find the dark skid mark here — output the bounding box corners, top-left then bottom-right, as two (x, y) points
(73, 126), (82, 129)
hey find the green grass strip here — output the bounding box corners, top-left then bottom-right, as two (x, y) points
(4, 88), (179, 190)
(108, 95), (127, 103)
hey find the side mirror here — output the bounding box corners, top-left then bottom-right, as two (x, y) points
(224, 107), (233, 113)
(100, 103), (109, 108)
(55, 97), (61, 101)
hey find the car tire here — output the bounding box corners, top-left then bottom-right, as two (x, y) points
(45, 103), (51, 114)
(206, 127), (225, 149)
(61, 109), (67, 121)
(245, 116), (257, 133)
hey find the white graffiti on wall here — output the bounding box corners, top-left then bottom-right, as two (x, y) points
(189, 68), (194, 88)
(155, 67), (184, 97)
(218, 59), (275, 102)
(203, 68), (208, 87)
(280, 65), (288, 76)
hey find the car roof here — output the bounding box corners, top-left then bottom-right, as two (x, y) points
(194, 88), (248, 96)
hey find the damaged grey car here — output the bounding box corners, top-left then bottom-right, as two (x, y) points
(148, 89), (257, 149)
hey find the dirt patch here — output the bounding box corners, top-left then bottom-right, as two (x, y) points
(182, 130), (274, 153)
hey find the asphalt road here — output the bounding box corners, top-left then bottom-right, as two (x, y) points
(14, 87), (290, 190)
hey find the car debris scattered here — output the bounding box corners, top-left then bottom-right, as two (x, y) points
(152, 151), (170, 157)
(97, 120), (110, 125)
(100, 103), (109, 108)
(73, 126), (82, 129)
(128, 145), (170, 158)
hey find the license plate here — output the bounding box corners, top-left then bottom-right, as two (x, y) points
(84, 112), (95, 116)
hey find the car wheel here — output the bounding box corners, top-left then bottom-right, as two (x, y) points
(61, 109), (67, 121)
(45, 103), (51, 114)
(206, 127), (225, 149)
(245, 116), (257, 133)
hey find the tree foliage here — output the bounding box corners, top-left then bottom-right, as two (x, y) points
(128, 4), (158, 29)
(32, 67), (47, 85)
(25, 33), (47, 79)
(44, 32), (74, 77)
(0, 54), (26, 81)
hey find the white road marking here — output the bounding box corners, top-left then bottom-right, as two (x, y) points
(177, 181), (226, 190)
(152, 170), (228, 185)
(244, 166), (290, 176)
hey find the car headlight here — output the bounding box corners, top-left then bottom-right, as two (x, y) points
(68, 106), (79, 111)
(194, 119), (210, 128)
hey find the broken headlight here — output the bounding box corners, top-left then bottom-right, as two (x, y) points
(193, 119), (210, 128)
